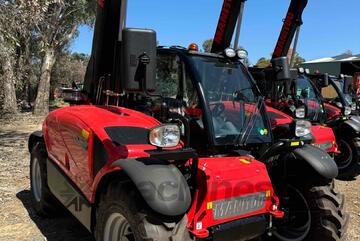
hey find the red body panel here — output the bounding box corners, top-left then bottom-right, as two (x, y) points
(311, 125), (338, 153)
(324, 103), (342, 121)
(187, 156), (280, 238)
(43, 105), (283, 238)
(266, 106), (293, 126)
(43, 105), (161, 200)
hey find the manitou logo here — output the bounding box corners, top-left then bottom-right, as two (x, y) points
(214, 0), (233, 45)
(273, 12), (295, 57)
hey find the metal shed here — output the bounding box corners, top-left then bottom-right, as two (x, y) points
(300, 54), (360, 76)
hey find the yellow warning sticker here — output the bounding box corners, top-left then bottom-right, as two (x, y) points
(266, 190), (271, 198)
(290, 141), (300, 147)
(239, 158), (251, 164)
(82, 129), (90, 140)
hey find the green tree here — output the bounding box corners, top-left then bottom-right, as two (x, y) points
(256, 57), (271, 68)
(291, 52), (305, 67)
(33, 0), (95, 115)
(51, 51), (89, 88)
(0, 0), (43, 113)
(202, 39), (213, 53)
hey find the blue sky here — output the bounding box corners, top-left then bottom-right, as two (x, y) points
(70, 0), (360, 64)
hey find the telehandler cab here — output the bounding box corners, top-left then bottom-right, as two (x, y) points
(29, 0), (348, 240)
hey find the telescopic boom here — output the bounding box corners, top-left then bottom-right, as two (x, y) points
(211, 0), (246, 53)
(272, 0), (308, 59)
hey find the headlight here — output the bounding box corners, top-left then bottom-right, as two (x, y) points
(149, 124), (180, 148)
(236, 49), (248, 59)
(344, 106), (351, 116)
(224, 48), (236, 58)
(295, 120), (312, 137)
(295, 106), (306, 119)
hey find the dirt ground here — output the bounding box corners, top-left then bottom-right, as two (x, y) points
(0, 113), (359, 241)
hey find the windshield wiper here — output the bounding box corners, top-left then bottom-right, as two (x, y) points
(235, 97), (264, 145)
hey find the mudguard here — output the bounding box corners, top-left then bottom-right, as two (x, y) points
(351, 116), (360, 124)
(28, 131), (44, 152)
(342, 118), (360, 134)
(111, 158), (191, 216)
(292, 144), (338, 179)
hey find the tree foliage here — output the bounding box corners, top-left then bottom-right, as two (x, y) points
(33, 0), (95, 115)
(202, 39), (213, 53)
(256, 57), (271, 68)
(0, 0), (95, 115)
(292, 52), (305, 66)
(51, 51), (89, 88)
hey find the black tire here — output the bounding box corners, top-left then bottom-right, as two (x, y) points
(271, 182), (349, 241)
(335, 137), (360, 180)
(94, 179), (191, 241)
(30, 143), (61, 217)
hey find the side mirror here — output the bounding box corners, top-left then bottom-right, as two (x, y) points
(344, 76), (353, 94)
(121, 28), (157, 93)
(271, 57), (291, 81)
(271, 57), (291, 99)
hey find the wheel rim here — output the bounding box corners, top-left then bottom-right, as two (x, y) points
(104, 213), (134, 241)
(335, 139), (353, 170)
(273, 185), (311, 241)
(31, 157), (42, 202)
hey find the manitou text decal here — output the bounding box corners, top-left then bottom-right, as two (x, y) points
(273, 12), (295, 57)
(214, 0), (233, 45)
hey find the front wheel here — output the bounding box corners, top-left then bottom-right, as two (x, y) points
(94, 180), (191, 241)
(30, 143), (61, 216)
(272, 182), (349, 241)
(335, 137), (360, 180)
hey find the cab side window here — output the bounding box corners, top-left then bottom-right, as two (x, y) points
(156, 54), (182, 98)
(321, 85), (338, 100)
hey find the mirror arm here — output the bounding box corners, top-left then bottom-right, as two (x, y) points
(138, 53), (162, 99)
(138, 53), (170, 124)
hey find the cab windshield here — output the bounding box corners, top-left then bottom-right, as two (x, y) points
(294, 77), (325, 122)
(190, 56), (272, 146)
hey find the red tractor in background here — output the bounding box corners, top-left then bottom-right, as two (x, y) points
(212, 0), (339, 157)
(247, 0), (360, 180)
(297, 73), (360, 179)
(28, 0), (348, 240)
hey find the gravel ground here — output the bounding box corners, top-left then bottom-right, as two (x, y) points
(0, 113), (359, 241)
(0, 113), (92, 241)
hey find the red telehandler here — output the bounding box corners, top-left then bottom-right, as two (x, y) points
(212, 0), (339, 157)
(246, 0), (360, 180)
(28, 0), (347, 240)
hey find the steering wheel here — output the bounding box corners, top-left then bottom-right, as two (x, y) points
(209, 102), (226, 117)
